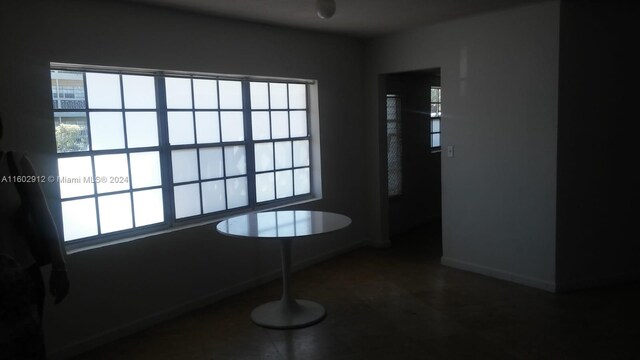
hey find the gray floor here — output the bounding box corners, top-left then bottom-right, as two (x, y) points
(72, 226), (640, 359)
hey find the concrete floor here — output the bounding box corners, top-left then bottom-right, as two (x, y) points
(71, 226), (640, 359)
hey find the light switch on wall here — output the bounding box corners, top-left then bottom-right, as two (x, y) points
(447, 145), (454, 158)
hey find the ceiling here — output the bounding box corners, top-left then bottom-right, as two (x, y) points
(120, 0), (545, 38)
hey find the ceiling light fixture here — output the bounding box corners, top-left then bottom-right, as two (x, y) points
(316, 0), (336, 19)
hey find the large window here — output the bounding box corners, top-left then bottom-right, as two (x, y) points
(51, 65), (313, 244)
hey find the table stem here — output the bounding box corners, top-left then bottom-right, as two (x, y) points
(280, 238), (294, 305)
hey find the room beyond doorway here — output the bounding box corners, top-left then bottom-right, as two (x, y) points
(384, 69), (442, 240)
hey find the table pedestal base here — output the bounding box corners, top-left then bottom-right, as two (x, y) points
(251, 299), (326, 329)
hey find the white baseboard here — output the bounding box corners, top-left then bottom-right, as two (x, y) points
(441, 256), (557, 292)
(49, 240), (366, 360)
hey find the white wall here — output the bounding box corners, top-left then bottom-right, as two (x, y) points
(0, 0), (367, 357)
(365, 1), (560, 290)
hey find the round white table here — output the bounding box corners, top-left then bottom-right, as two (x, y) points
(216, 210), (351, 329)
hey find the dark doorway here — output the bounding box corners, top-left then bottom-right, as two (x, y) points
(384, 69), (442, 243)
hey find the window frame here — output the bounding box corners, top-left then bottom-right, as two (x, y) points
(429, 86), (441, 152)
(50, 63), (316, 248)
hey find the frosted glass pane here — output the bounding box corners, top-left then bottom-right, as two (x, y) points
(255, 172), (275, 203)
(224, 146), (246, 176)
(193, 79), (218, 109)
(165, 77), (192, 109)
(250, 82), (269, 109)
(133, 189), (164, 226)
(86, 72), (121, 109)
(202, 180), (226, 214)
(130, 151), (161, 189)
(220, 111), (244, 142)
(294, 168), (311, 195)
(251, 111), (270, 140)
(293, 140), (310, 167)
(431, 104), (442, 117)
(254, 142), (274, 172)
(58, 156), (94, 198)
(431, 88), (440, 102)
(290, 111), (307, 138)
(199, 147), (224, 179)
(431, 119), (440, 133)
(271, 111), (289, 139)
(275, 141), (292, 169)
(275, 170), (293, 199)
(218, 80), (242, 109)
(226, 177), (248, 209)
(432, 134), (440, 148)
(61, 199), (98, 241)
(126, 112), (158, 148)
(174, 184), (201, 218)
(171, 149), (199, 183)
(195, 111), (220, 144)
(168, 111), (195, 145)
(90, 112), (125, 150)
(122, 75), (156, 109)
(269, 83), (287, 109)
(98, 193), (133, 233)
(94, 154), (130, 193)
(288, 84), (307, 109)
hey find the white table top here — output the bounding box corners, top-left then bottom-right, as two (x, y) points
(216, 210), (351, 239)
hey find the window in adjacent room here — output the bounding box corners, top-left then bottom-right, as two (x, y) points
(50, 65), (315, 244)
(386, 94), (402, 196)
(429, 86), (441, 151)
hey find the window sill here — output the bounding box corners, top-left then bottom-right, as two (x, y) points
(66, 196), (322, 255)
